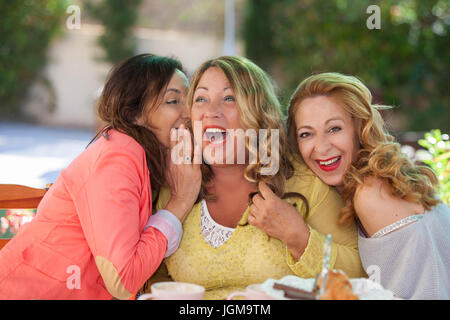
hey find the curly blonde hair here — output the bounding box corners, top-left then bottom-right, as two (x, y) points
(287, 72), (439, 225)
(188, 56), (295, 199)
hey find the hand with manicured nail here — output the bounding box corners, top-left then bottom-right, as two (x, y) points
(248, 181), (310, 260)
(164, 124), (202, 222)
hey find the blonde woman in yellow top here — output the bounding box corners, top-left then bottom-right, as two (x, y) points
(146, 56), (366, 299)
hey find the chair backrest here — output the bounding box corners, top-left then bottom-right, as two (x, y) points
(0, 184), (50, 250)
(0, 184), (48, 209)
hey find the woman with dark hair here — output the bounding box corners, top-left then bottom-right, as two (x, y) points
(0, 54), (201, 299)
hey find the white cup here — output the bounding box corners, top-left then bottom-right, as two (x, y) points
(137, 281), (205, 300)
(227, 284), (276, 300)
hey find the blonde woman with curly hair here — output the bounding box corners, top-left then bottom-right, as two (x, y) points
(287, 72), (450, 299)
(144, 57), (366, 299)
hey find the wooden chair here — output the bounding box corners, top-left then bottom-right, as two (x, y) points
(0, 184), (51, 250)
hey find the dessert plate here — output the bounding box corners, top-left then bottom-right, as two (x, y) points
(260, 275), (395, 300)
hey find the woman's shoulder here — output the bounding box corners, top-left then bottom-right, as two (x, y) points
(287, 153), (316, 178)
(354, 177), (397, 218)
(354, 176), (429, 237)
(286, 153), (332, 192)
(94, 129), (145, 156)
(354, 176), (407, 210)
(82, 129), (147, 168)
(61, 130), (147, 189)
(285, 153), (341, 213)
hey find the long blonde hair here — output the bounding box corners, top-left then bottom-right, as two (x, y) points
(287, 72), (439, 225)
(188, 56), (294, 199)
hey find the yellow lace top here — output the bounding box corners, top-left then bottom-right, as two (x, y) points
(146, 157), (366, 299)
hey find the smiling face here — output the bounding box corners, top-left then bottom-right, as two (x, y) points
(294, 95), (360, 190)
(137, 69), (189, 147)
(191, 66), (245, 166)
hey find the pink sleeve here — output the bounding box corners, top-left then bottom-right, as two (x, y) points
(72, 146), (166, 299)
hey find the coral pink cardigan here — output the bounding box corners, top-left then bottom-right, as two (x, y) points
(0, 130), (167, 299)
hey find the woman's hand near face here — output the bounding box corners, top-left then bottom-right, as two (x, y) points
(164, 124), (202, 222)
(248, 181), (310, 260)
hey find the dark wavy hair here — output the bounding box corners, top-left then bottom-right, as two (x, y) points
(90, 53), (184, 205)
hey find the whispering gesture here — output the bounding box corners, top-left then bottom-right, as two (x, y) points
(164, 124), (202, 222)
(248, 181), (310, 260)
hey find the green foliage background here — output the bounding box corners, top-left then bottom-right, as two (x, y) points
(85, 0), (142, 65)
(243, 0), (450, 132)
(0, 0), (67, 119)
(418, 130), (450, 205)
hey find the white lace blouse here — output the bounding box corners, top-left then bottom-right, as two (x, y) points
(200, 200), (235, 248)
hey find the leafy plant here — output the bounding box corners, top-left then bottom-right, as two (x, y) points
(243, 0), (450, 131)
(417, 129), (450, 204)
(85, 0), (142, 64)
(0, 0), (68, 118)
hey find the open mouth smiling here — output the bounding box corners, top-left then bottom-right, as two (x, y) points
(203, 126), (227, 145)
(315, 156), (342, 172)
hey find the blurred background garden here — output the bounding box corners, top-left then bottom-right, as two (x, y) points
(0, 0), (449, 206)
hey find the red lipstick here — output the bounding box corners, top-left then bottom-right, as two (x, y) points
(315, 156), (342, 172)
